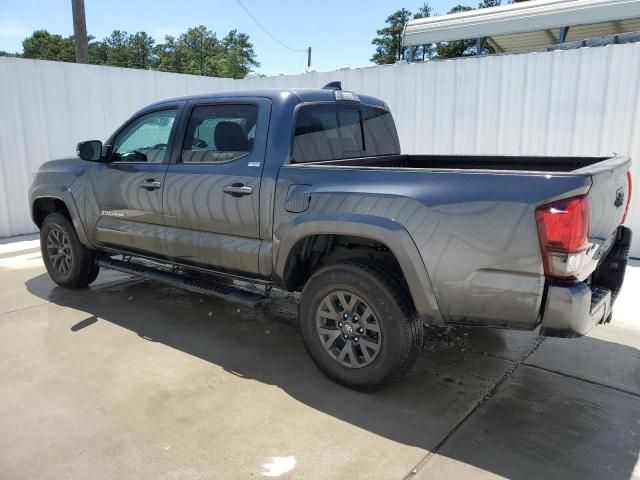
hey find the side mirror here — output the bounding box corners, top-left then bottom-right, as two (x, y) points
(76, 140), (103, 162)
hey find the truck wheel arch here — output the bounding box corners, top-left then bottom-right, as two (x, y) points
(274, 213), (443, 324)
(30, 188), (91, 247)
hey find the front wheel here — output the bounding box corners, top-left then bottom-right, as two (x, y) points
(40, 213), (99, 288)
(299, 262), (423, 391)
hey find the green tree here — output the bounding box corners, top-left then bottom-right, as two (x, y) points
(22, 30), (75, 62)
(88, 36), (109, 65)
(127, 32), (156, 69)
(155, 35), (187, 73)
(18, 25), (259, 78)
(219, 29), (260, 78)
(370, 8), (413, 64)
(177, 25), (223, 76)
(416, 2), (434, 16)
(104, 30), (130, 67)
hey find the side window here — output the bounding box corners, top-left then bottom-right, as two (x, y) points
(293, 104), (364, 163)
(182, 104), (258, 163)
(112, 109), (177, 163)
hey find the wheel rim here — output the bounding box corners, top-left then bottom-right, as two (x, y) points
(46, 228), (73, 275)
(315, 290), (382, 369)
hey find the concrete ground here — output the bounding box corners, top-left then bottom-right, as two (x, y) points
(1, 234), (639, 480)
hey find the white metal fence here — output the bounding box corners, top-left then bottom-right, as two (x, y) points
(1, 43), (639, 255)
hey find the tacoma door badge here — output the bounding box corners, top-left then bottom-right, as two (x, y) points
(101, 209), (125, 217)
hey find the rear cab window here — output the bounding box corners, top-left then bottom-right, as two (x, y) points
(292, 103), (400, 163)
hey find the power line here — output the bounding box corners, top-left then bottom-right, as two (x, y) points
(234, 0), (307, 53)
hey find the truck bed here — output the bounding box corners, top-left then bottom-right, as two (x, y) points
(283, 152), (630, 328)
(311, 154), (609, 172)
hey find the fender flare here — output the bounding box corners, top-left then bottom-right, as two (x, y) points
(274, 213), (442, 324)
(30, 184), (92, 247)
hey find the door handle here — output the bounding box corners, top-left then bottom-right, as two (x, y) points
(139, 179), (162, 190)
(223, 183), (253, 197)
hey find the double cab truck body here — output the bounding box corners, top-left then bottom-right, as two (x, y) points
(30, 85), (633, 390)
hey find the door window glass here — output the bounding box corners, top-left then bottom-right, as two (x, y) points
(182, 105), (258, 163)
(112, 109), (177, 163)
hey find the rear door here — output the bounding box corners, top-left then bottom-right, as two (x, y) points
(163, 98), (271, 276)
(85, 106), (181, 256)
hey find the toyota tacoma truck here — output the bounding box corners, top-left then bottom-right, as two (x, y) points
(29, 83), (633, 390)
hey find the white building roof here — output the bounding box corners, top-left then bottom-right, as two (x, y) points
(403, 0), (640, 53)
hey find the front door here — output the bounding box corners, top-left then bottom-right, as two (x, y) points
(163, 99), (271, 276)
(84, 107), (180, 257)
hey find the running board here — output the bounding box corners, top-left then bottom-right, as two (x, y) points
(97, 258), (270, 307)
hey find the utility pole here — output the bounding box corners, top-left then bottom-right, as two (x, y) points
(71, 0), (89, 63)
(307, 47), (312, 68)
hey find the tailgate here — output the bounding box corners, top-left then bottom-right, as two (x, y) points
(579, 155), (632, 277)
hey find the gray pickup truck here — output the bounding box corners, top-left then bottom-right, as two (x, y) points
(29, 83), (632, 390)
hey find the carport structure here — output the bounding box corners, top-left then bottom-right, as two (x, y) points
(403, 0), (640, 57)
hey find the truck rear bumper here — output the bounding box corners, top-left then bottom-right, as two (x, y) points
(540, 226), (632, 338)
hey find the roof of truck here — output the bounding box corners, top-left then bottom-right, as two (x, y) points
(147, 88), (388, 109)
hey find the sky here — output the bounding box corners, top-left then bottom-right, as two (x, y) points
(0, 0), (468, 76)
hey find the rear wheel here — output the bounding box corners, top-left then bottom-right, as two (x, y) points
(40, 213), (99, 288)
(299, 261), (422, 391)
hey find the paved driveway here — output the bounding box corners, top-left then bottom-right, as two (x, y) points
(1, 235), (639, 479)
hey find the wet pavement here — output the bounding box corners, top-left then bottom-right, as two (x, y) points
(0, 235), (639, 479)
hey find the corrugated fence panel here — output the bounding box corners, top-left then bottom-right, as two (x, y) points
(1, 46), (639, 255)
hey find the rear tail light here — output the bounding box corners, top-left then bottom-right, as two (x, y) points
(535, 195), (590, 279)
(621, 171), (632, 225)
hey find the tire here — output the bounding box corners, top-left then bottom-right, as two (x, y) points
(40, 213), (100, 288)
(299, 261), (423, 391)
